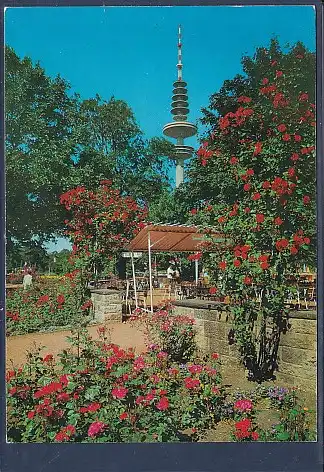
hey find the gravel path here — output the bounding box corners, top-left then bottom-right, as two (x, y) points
(6, 322), (146, 368)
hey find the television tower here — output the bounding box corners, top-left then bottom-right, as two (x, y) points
(163, 25), (197, 188)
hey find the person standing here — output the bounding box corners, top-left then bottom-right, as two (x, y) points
(23, 269), (33, 290)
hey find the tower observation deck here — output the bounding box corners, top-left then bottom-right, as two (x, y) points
(163, 25), (197, 188)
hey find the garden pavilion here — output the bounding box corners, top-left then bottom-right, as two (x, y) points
(126, 223), (224, 313)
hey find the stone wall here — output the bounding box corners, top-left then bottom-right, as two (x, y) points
(90, 289), (122, 323)
(172, 301), (316, 395)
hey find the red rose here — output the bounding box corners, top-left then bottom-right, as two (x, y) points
(212, 352), (219, 359)
(237, 96), (252, 103)
(190, 208), (198, 215)
(256, 213), (265, 223)
(282, 133), (291, 141)
(294, 134), (302, 142)
(291, 153), (299, 162)
(246, 169), (254, 176)
(234, 259), (241, 267)
(119, 412), (128, 420)
(112, 387), (128, 399)
(260, 262), (270, 270)
(57, 294), (65, 305)
(290, 246), (298, 255)
(218, 216), (226, 223)
(244, 207), (251, 214)
(303, 195), (310, 205)
(209, 287), (217, 295)
(262, 78), (269, 85)
(27, 411), (35, 419)
(230, 156), (239, 165)
(243, 183), (251, 192)
(218, 261), (227, 270)
(43, 354), (54, 363)
(277, 124), (287, 132)
(288, 167), (295, 177)
(243, 276), (252, 285)
(276, 238), (289, 251)
(299, 93), (309, 101)
(258, 255), (268, 262)
(251, 431), (259, 441)
(304, 237), (311, 245)
(88, 421), (106, 437)
(253, 142), (262, 156)
(262, 181), (271, 189)
(252, 193), (261, 201)
(274, 217), (283, 226)
(276, 70), (283, 77)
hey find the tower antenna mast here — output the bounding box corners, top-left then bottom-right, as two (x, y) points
(163, 25), (197, 188)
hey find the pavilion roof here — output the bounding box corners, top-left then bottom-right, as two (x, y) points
(127, 223), (224, 253)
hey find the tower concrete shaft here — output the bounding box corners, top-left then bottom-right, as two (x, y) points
(163, 25), (197, 188)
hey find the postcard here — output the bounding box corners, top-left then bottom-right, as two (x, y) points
(4, 3), (318, 452)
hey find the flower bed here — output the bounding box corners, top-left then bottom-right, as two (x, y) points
(6, 314), (315, 443)
(6, 272), (92, 336)
(7, 328), (224, 442)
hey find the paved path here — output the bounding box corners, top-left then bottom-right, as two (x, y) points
(6, 322), (146, 368)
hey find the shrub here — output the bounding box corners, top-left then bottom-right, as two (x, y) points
(130, 304), (197, 363)
(6, 328), (224, 443)
(230, 386), (316, 442)
(6, 271), (92, 336)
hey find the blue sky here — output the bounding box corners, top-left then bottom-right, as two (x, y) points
(5, 5), (316, 251)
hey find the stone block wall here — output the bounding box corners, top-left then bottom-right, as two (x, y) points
(173, 302), (316, 395)
(90, 289), (122, 323)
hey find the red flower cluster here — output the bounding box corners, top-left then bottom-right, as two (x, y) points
(55, 425), (76, 442)
(88, 421), (106, 437)
(237, 96), (252, 103)
(233, 245), (250, 260)
(197, 141), (213, 166)
(271, 177), (292, 196)
(234, 399), (253, 412)
(219, 106), (254, 131)
(36, 294), (50, 306)
(275, 238), (289, 252)
(34, 381), (65, 399)
(156, 396), (169, 411)
(81, 299), (92, 311)
(253, 142), (262, 156)
(234, 418), (259, 441)
(112, 387), (128, 400)
(184, 377), (200, 389)
(57, 294), (65, 306)
(80, 402), (101, 413)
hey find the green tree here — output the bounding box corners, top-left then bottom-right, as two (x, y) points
(72, 95), (174, 203)
(49, 249), (72, 275)
(5, 47), (174, 258)
(5, 46), (78, 253)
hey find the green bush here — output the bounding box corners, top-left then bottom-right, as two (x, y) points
(6, 271), (92, 336)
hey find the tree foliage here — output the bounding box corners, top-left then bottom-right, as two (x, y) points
(5, 47), (174, 257)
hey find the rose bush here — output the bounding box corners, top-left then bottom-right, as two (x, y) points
(130, 303), (197, 363)
(60, 180), (147, 279)
(7, 327), (224, 442)
(6, 270), (91, 336)
(6, 325), (314, 442)
(184, 40), (316, 381)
